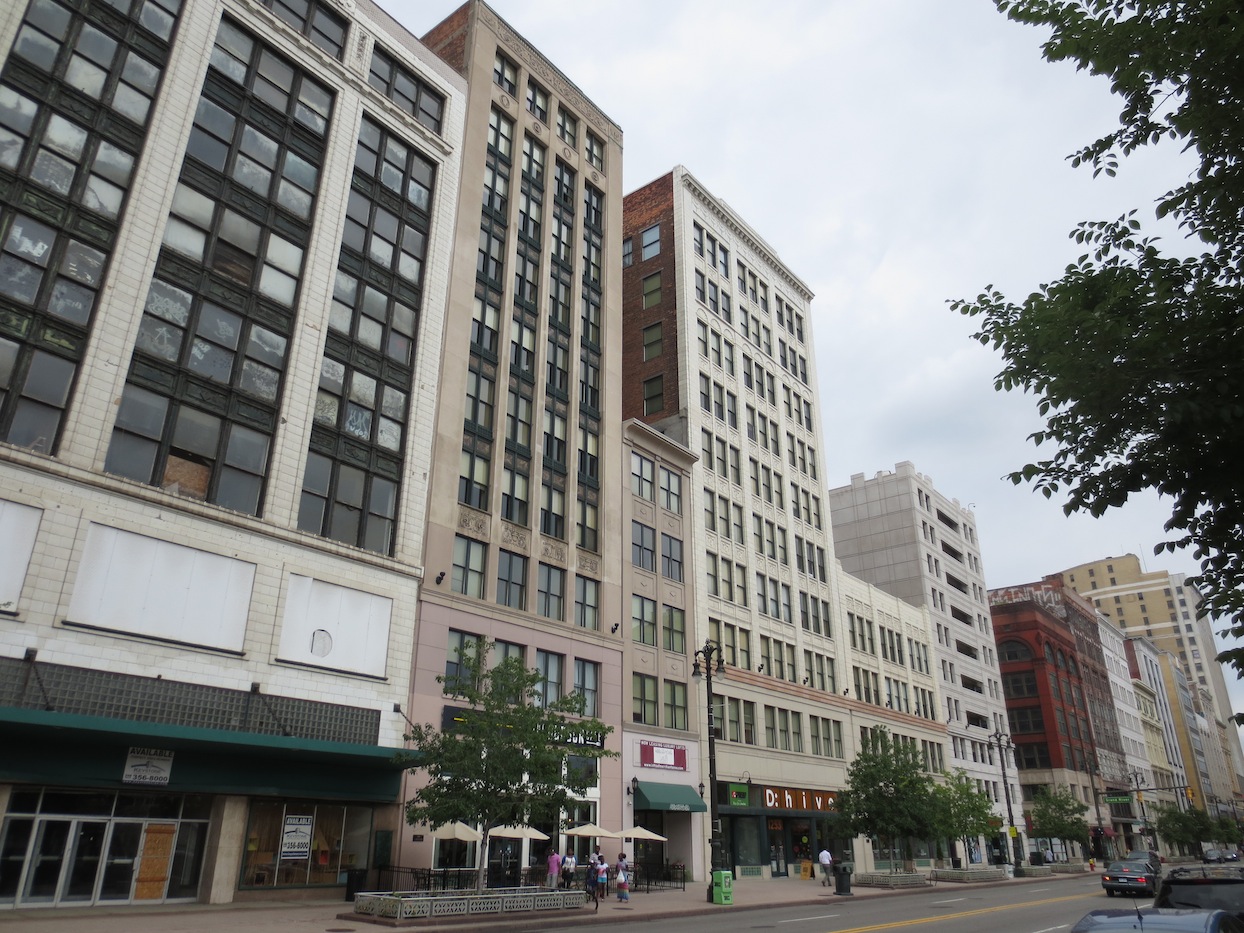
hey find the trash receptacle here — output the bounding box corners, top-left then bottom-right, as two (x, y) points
(833, 862), (853, 896)
(1030, 851), (1044, 866)
(344, 868), (368, 901)
(711, 870), (733, 905)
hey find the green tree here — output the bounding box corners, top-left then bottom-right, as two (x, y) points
(1152, 803), (1213, 855)
(930, 769), (997, 867)
(951, 1), (1244, 689)
(835, 728), (935, 872)
(400, 639), (615, 892)
(1030, 787), (1089, 857)
(1215, 815), (1242, 848)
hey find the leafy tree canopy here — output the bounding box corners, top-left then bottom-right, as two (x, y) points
(1030, 786), (1090, 852)
(835, 728), (935, 869)
(400, 639), (615, 891)
(1152, 803), (1215, 854)
(930, 769), (998, 858)
(952, 1), (1244, 690)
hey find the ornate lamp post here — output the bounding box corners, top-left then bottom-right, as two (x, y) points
(988, 730), (1024, 867)
(692, 640), (726, 901)
(1130, 769), (1150, 846)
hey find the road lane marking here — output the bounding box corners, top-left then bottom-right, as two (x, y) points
(1031, 926), (1069, 933)
(778, 914), (841, 923)
(822, 893), (1094, 933)
(932, 897), (966, 903)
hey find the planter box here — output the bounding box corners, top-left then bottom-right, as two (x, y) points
(929, 868), (1008, 883)
(1014, 865), (1053, 878)
(353, 887), (587, 921)
(853, 872), (930, 888)
(1050, 863), (1089, 874)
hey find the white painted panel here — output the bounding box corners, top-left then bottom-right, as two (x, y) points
(278, 574), (391, 677)
(0, 499), (42, 612)
(68, 524), (254, 651)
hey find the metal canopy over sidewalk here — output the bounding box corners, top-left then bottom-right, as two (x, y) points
(634, 780), (708, 812)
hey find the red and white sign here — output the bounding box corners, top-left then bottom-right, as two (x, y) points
(639, 740), (687, 771)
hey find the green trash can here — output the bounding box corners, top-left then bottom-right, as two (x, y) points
(711, 870), (733, 905)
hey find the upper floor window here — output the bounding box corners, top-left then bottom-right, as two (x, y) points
(640, 224), (660, 261)
(493, 51), (517, 94)
(526, 79), (548, 122)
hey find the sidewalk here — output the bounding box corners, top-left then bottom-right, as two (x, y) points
(0, 871), (1088, 933)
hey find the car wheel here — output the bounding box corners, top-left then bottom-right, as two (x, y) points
(1105, 889), (1115, 897)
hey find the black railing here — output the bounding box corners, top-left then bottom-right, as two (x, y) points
(367, 862), (687, 895)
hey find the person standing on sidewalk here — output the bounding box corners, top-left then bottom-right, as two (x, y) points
(819, 847), (833, 888)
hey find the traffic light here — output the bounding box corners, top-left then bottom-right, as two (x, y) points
(1187, 787), (1195, 803)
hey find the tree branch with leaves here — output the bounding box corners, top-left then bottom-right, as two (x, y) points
(953, 1), (1244, 697)
(399, 639), (615, 892)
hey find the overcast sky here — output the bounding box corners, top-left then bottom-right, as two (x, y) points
(396, 1), (1241, 711)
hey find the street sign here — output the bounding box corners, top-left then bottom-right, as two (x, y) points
(1103, 795), (1132, 804)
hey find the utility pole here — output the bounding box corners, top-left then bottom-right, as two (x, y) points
(693, 640), (725, 902)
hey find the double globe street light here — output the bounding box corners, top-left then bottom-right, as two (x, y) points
(692, 639), (726, 901)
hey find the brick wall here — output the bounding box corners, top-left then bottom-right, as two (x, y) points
(621, 173), (680, 426)
(420, 0), (471, 73)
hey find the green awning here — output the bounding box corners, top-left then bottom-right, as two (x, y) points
(0, 707), (411, 802)
(634, 780), (707, 813)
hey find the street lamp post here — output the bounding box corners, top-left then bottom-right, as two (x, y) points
(988, 730), (1024, 868)
(693, 640), (726, 902)
(1088, 761), (1106, 861)
(1131, 770), (1150, 847)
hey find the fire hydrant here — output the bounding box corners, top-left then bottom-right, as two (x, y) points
(1089, 859), (1096, 871)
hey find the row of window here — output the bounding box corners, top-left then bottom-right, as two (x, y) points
(445, 628), (600, 715)
(706, 692), (846, 760)
(630, 597), (685, 651)
(629, 451), (682, 512)
(622, 222), (659, 267)
(451, 534), (600, 627)
(631, 520), (682, 582)
(699, 374), (737, 430)
(1, 0), (179, 456)
(493, 50), (605, 172)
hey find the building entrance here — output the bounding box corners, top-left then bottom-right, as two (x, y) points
(0, 788), (209, 908)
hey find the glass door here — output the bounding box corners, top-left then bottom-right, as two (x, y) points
(767, 820), (787, 877)
(99, 822), (143, 901)
(22, 819), (72, 904)
(60, 821), (107, 903)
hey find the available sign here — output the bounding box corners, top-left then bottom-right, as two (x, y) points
(121, 747), (173, 785)
(281, 815), (314, 860)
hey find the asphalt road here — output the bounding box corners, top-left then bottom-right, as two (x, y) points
(550, 872), (1113, 933)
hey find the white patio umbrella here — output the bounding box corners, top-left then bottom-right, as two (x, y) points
(563, 822), (622, 839)
(429, 821), (483, 842)
(489, 824), (550, 840)
(621, 826), (668, 842)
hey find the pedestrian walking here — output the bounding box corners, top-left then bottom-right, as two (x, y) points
(585, 854), (600, 908)
(545, 848), (561, 889)
(561, 850), (576, 889)
(819, 847), (833, 888)
(595, 854), (609, 906)
(615, 852), (630, 902)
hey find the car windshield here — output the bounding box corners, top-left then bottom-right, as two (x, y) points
(1112, 862), (1152, 872)
(1162, 888), (1244, 914)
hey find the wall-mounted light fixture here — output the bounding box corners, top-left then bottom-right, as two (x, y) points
(435, 571), (445, 584)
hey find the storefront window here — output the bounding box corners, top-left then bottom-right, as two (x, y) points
(241, 800), (372, 888)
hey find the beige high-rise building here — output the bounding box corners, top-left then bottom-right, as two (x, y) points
(408, 0), (628, 876)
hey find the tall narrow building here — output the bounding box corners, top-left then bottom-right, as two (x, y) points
(409, 0), (627, 876)
(829, 463), (1015, 865)
(0, 0), (466, 907)
(622, 167), (946, 879)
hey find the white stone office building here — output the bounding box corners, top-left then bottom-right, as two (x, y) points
(829, 462), (1012, 866)
(0, 0), (465, 907)
(622, 168), (946, 878)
